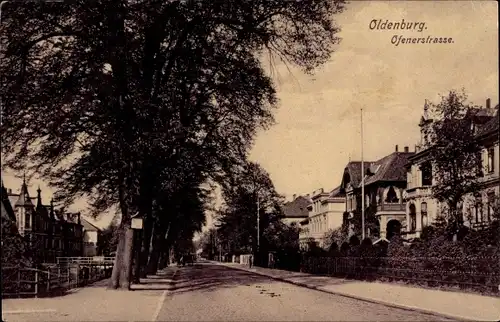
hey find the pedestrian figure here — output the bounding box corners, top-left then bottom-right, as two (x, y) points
(249, 254), (253, 268)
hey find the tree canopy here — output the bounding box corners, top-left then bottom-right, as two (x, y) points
(426, 90), (483, 228)
(0, 0), (346, 288)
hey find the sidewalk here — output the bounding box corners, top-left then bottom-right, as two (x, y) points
(217, 262), (500, 322)
(2, 267), (179, 322)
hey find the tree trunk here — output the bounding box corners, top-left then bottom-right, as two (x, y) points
(147, 244), (161, 275)
(109, 221), (134, 289)
(138, 215), (153, 278)
(109, 175), (134, 290)
(146, 223), (167, 275)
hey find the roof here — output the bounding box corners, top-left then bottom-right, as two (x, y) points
(329, 186), (345, 198)
(363, 152), (415, 186)
(81, 217), (100, 231)
(1, 185), (17, 222)
(341, 161), (374, 189)
(282, 196), (310, 218)
(14, 180), (34, 208)
(476, 107), (499, 138)
(468, 106), (497, 120)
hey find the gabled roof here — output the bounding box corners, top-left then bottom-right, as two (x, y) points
(282, 196), (310, 218)
(81, 217), (100, 231)
(363, 152), (415, 186)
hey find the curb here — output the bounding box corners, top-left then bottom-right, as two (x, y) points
(217, 262), (481, 322)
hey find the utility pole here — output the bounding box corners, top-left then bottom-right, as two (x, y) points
(361, 107), (365, 240)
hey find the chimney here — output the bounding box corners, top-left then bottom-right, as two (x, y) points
(486, 98), (491, 109)
(292, 194), (297, 200)
(395, 145), (399, 152)
(404, 146), (409, 153)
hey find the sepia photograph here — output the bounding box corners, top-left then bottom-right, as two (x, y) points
(1, 1), (498, 321)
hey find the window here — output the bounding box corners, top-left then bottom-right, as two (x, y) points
(409, 204), (417, 232)
(475, 198), (483, 223)
(487, 192), (495, 222)
(421, 162), (433, 186)
(487, 148), (495, 173)
(385, 186), (398, 203)
(421, 202), (428, 228)
(25, 212), (31, 229)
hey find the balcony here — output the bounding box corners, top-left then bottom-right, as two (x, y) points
(471, 221), (492, 231)
(405, 187), (432, 199)
(376, 203), (405, 212)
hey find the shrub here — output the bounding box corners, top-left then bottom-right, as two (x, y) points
(349, 235), (360, 246)
(340, 242), (350, 255)
(328, 242), (339, 254)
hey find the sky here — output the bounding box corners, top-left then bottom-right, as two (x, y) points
(249, 0), (499, 200)
(2, 1), (499, 230)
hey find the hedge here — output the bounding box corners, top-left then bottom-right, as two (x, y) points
(298, 223), (500, 295)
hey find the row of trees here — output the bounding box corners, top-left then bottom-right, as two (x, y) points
(198, 162), (301, 265)
(0, 1), (346, 288)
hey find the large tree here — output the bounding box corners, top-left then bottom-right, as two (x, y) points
(1, 0), (345, 288)
(426, 90), (484, 237)
(216, 162), (284, 255)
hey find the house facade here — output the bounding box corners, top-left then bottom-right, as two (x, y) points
(462, 100), (499, 229)
(299, 187), (345, 249)
(341, 147), (414, 241)
(340, 161), (371, 237)
(405, 99), (499, 238)
(82, 217), (101, 257)
(4, 178), (84, 263)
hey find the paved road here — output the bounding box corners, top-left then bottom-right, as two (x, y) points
(156, 262), (455, 321)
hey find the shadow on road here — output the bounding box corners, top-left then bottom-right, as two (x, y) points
(132, 263), (354, 294)
(131, 263), (270, 292)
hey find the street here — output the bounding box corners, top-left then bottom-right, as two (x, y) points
(155, 262), (454, 321)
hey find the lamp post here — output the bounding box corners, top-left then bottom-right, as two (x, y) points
(131, 214), (143, 284)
